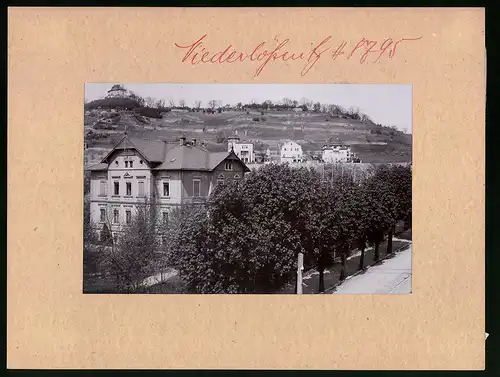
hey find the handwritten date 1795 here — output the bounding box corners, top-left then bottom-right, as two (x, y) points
(174, 35), (422, 77)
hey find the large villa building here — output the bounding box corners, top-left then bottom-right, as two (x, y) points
(89, 135), (250, 241)
(280, 141), (304, 163)
(227, 136), (255, 163)
(322, 144), (352, 163)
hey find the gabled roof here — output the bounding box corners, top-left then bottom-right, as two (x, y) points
(108, 84), (126, 92)
(154, 146), (250, 172)
(97, 136), (250, 172)
(100, 136), (166, 164)
(127, 137), (166, 162)
(154, 144), (211, 171)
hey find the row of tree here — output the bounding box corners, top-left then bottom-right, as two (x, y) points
(164, 163), (411, 294)
(85, 88), (380, 125)
(152, 97), (374, 123)
(84, 163), (411, 294)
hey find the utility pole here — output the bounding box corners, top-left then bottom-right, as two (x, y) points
(297, 252), (304, 294)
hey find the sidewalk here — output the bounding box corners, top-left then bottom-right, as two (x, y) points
(331, 245), (412, 294)
(279, 229), (412, 294)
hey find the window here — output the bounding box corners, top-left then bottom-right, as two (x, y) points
(140, 160), (143, 165)
(100, 208), (106, 222)
(193, 180), (201, 197)
(113, 209), (119, 224)
(163, 182), (170, 197)
(126, 182), (132, 196)
(125, 161), (129, 168)
(163, 212), (169, 224)
(99, 181), (106, 196)
(138, 181), (144, 197)
(225, 161), (233, 171)
(126, 210), (131, 224)
(130, 161), (133, 168)
(113, 182), (119, 195)
(217, 179), (225, 186)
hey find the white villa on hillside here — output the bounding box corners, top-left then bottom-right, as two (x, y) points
(88, 135), (250, 242)
(227, 136), (255, 163)
(280, 141), (303, 163)
(322, 144), (352, 163)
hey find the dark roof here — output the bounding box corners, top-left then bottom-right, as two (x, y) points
(99, 136), (250, 172)
(101, 136), (166, 164)
(127, 138), (166, 162)
(154, 146), (249, 172)
(108, 84), (125, 92)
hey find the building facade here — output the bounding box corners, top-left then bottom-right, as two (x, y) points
(280, 141), (303, 163)
(227, 136), (255, 163)
(321, 144), (353, 163)
(89, 136), (250, 241)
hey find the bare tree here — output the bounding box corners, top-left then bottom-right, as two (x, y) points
(299, 98), (313, 111)
(347, 106), (362, 121)
(208, 100), (218, 111)
(145, 97), (157, 108)
(155, 99), (166, 109)
(168, 99), (176, 108)
(283, 97), (293, 107)
(360, 113), (373, 123)
(178, 99), (186, 108)
(194, 100), (202, 109)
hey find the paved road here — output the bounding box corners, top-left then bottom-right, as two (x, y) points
(332, 245), (412, 294)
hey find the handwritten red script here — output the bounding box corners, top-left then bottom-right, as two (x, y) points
(174, 34), (422, 77)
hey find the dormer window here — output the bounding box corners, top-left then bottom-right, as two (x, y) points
(225, 161), (233, 171)
(125, 161), (129, 168)
(115, 161), (118, 165)
(130, 161), (133, 168)
(140, 160), (143, 165)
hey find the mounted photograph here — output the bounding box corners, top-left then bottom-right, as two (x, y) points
(83, 83), (412, 294)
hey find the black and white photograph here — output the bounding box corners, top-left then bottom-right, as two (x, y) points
(83, 83), (412, 294)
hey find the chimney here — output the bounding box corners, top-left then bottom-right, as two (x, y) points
(180, 136), (186, 146)
(192, 138), (197, 146)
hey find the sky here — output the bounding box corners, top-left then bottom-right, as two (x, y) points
(85, 83), (412, 133)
